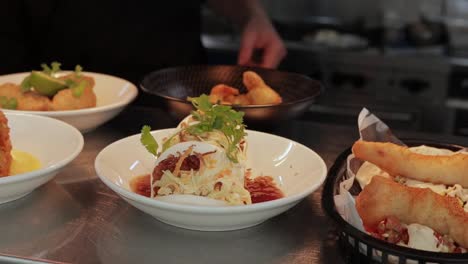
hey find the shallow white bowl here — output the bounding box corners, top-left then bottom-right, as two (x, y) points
(0, 113), (83, 203)
(95, 128), (327, 231)
(0, 72), (138, 133)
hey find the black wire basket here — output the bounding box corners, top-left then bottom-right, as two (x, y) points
(322, 139), (468, 264)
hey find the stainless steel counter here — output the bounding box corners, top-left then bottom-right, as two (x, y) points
(1, 106), (466, 264)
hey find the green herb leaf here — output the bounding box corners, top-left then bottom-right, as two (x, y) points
(40, 61), (62, 76)
(0, 96), (17, 109)
(186, 94), (246, 163)
(71, 81), (86, 98)
(75, 65), (83, 76)
(50, 61), (61, 74)
(40, 63), (52, 75)
(20, 75), (32, 92)
(140, 125), (159, 156)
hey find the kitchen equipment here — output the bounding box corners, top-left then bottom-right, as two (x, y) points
(140, 65), (323, 124)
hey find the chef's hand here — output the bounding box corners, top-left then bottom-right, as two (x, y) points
(237, 16), (286, 69)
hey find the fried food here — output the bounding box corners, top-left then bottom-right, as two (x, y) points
(208, 71), (282, 105)
(51, 86), (96, 111)
(58, 73), (95, 88)
(0, 83), (51, 111)
(356, 176), (468, 248)
(209, 84), (240, 104)
(352, 140), (468, 188)
(243, 71), (282, 105)
(0, 111), (12, 177)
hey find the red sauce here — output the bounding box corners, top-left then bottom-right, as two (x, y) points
(245, 175), (284, 203)
(129, 172), (284, 204)
(130, 174), (151, 197)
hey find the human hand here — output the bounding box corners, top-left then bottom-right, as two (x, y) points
(237, 16), (286, 69)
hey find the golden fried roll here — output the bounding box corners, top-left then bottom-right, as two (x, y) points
(352, 140), (468, 188)
(356, 176), (468, 248)
(243, 71), (282, 105)
(0, 111), (12, 177)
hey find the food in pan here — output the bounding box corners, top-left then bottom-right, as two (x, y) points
(353, 140), (468, 188)
(357, 176), (468, 252)
(352, 140), (468, 253)
(209, 71), (282, 106)
(131, 95), (284, 205)
(0, 111), (41, 177)
(0, 62), (96, 111)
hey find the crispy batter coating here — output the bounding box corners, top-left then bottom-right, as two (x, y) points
(356, 176), (468, 248)
(0, 83), (51, 111)
(209, 84), (240, 105)
(0, 111), (12, 177)
(52, 74), (96, 110)
(352, 140), (468, 188)
(51, 87), (96, 111)
(208, 71), (282, 105)
(243, 71), (282, 105)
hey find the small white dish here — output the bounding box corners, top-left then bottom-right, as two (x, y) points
(0, 112), (84, 203)
(95, 128), (327, 231)
(0, 72), (138, 133)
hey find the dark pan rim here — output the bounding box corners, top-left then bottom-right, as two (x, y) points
(322, 138), (468, 262)
(140, 64), (323, 109)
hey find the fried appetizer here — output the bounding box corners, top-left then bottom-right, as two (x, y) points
(0, 111), (12, 177)
(352, 140), (468, 188)
(208, 71), (282, 105)
(51, 86), (96, 111)
(0, 83), (51, 111)
(356, 176), (468, 248)
(243, 71), (282, 105)
(209, 84), (241, 105)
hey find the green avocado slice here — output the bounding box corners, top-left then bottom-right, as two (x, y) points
(29, 71), (67, 96)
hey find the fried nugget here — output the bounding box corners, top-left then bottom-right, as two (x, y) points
(58, 74), (95, 88)
(0, 111), (12, 177)
(209, 84), (240, 105)
(51, 73), (96, 110)
(243, 71), (282, 105)
(0, 83), (51, 111)
(356, 176), (468, 248)
(352, 140), (468, 188)
(51, 86), (96, 110)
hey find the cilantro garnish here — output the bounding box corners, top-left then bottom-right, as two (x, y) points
(187, 94), (246, 163)
(41, 61), (62, 76)
(71, 81), (87, 98)
(140, 125), (159, 156)
(75, 65), (83, 76)
(0, 96), (17, 109)
(139, 95), (246, 163)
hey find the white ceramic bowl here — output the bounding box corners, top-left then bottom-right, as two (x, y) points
(0, 113), (83, 203)
(0, 72), (138, 133)
(95, 128), (327, 231)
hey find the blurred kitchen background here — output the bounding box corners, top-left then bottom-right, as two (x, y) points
(202, 0), (468, 136)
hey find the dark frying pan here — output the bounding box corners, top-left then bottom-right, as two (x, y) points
(140, 65), (323, 124)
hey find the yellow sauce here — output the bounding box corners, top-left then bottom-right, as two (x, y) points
(9, 150), (41, 175)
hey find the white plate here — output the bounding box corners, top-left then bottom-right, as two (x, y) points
(0, 113), (83, 203)
(95, 128), (327, 231)
(0, 72), (138, 133)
